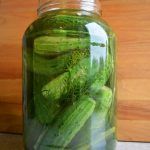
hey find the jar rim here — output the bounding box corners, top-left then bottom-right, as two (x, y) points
(38, 0), (101, 16)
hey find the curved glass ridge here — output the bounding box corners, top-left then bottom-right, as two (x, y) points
(38, 0), (101, 15)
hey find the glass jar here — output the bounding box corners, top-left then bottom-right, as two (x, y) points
(23, 0), (116, 149)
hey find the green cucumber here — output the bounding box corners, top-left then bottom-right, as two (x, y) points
(91, 84), (113, 127)
(91, 85), (113, 113)
(69, 85), (113, 150)
(42, 72), (69, 102)
(34, 95), (96, 149)
(33, 73), (62, 124)
(33, 54), (67, 76)
(32, 49), (89, 76)
(95, 86), (113, 113)
(94, 53), (113, 88)
(34, 36), (90, 55)
(89, 86), (113, 147)
(24, 48), (89, 80)
(38, 14), (91, 31)
(26, 29), (90, 39)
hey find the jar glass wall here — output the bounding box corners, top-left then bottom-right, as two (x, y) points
(23, 1), (116, 149)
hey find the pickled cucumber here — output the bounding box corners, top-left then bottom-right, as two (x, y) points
(91, 85), (113, 112)
(94, 86), (113, 112)
(34, 35), (105, 56)
(34, 95), (96, 149)
(34, 36), (90, 55)
(37, 14), (92, 31)
(32, 49), (89, 76)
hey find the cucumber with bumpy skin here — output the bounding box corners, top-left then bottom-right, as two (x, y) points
(89, 85), (113, 135)
(32, 49), (89, 76)
(34, 36), (90, 55)
(34, 36), (104, 56)
(33, 73), (62, 124)
(25, 48), (89, 78)
(34, 95), (96, 150)
(42, 72), (69, 103)
(38, 14), (92, 32)
(92, 53), (113, 88)
(91, 85), (113, 112)
(26, 29), (90, 39)
(95, 86), (113, 112)
(33, 53), (68, 76)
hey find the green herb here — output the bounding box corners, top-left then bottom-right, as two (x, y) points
(42, 53), (112, 103)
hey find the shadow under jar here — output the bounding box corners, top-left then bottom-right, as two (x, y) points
(22, 0), (117, 149)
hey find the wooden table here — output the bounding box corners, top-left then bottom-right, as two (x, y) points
(0, 0), (150, 142)
(0, 133), (150, 150)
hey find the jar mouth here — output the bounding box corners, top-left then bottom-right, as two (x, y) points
(38, 0), (101, 16)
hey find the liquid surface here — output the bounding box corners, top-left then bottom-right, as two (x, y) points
(23, 9), (116, 150)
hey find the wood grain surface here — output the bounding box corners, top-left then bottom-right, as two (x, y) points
(0, 0), (150, 142)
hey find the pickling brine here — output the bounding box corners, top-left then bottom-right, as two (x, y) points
(23, 0), (116, 150)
